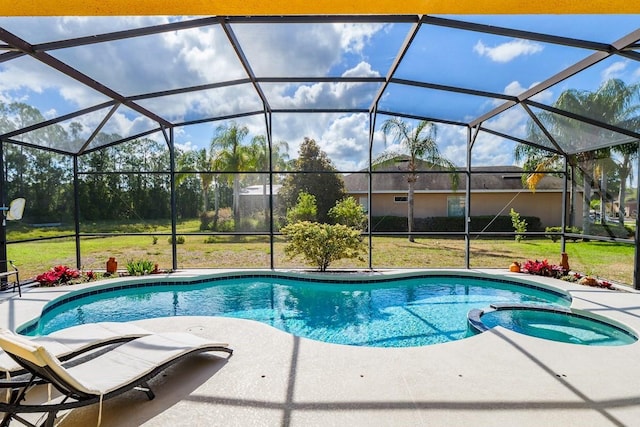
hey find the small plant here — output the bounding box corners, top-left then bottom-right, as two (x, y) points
(522, 259), (566, 279)
(168, 235), (186, 244)
(280, 221), (366, 271)
(126, 259), (156, 276)
(36, 265), (97, 287)
(286, 192), (317, 224)
(509, 208), (527, 242)
(152, 235), (158, 245)
(329, 196), (367, 230)
(544, 226), (581, 242)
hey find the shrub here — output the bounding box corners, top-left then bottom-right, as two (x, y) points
(168, 235), (186, 244)
(522, 259), (566, 279)
(509, 208), (527, 242)
(544, 226), (581, 242)
(329, 196), (367, 230)
(286, 192), (317, 224)
(126, 259), (156, 276)
(280, 221), (366, 271)
(36, 265), (97, 287)
(588, 223), (633, 239)
(370, 215), (542, 234)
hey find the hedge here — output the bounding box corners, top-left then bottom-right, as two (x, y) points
(370, 215), (542, 233)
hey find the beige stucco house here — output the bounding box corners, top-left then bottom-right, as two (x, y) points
(343, 159), (583, 229)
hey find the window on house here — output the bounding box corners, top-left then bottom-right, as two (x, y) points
(359, 196), (368, 212)
(448, 196), (465, 217)
(394, 196), (408, 203)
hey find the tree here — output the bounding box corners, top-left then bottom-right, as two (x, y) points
(278, 138), (346, 224)
(280, 221), (366, 271)
(210, 122), (262, 229)
(517, 79), (640, 234)
(286, 191), (317, 224)
(614, 141), (638, 226)
(329, 196), (367, 230)
(378, 118), (458, 242)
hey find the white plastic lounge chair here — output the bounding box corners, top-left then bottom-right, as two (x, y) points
(0, 330), (232, 427)
(0, 322), (152, 379)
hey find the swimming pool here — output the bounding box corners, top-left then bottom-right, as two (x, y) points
(468, 304), (637, 346)
(23, 273), (572, 347)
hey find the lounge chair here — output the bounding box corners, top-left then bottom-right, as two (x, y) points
(0, 330), (232, 427)
(0, 322), (153, 381)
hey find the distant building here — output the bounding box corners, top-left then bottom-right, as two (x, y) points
(239, 184), (282, 213)
(343, 158), (582, 228)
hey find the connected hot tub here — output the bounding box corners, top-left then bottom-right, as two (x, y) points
(468, 304), (638, 346)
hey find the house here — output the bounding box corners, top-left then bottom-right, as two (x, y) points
(343, 158), (583, 228)
(239, 184), (282, 213)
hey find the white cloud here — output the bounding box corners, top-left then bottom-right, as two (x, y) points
(601, 61), (627, 81)
(473, 39), (543, 63)
(502, 80), (553, 104)
(333, 23), (388, 54)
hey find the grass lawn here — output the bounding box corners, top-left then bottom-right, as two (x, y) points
(5, 222), (636, 287)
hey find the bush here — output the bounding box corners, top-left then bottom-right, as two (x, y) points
(126, 259), (156, 276)
(544, 226), (581, 242)
(168, 235), (186, 244)
(200, 208), (234, 231)
(286, 192), (317, 224)
(280, 221), (366, 271)
(522, 259), (566, 279)
(588, 223), (633, 239)
(509, 208), (527, 242)
(370, 215), (542, 233)
(329, 197), (367, 230)
(36, 265), (97, 287)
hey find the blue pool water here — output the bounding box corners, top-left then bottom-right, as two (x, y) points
(479, 307), (637, 346)
(26, 274), (571, 347)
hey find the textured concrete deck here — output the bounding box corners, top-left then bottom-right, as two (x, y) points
(2, 270), (640, 427)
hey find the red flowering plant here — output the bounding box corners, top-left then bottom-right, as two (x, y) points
(36, 265), (95, 287)
(522, 259), (566, 279)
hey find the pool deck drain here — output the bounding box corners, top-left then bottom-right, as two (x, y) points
(2, 269), (640, 427)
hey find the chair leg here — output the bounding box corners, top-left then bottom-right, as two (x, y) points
(134, 383), (155, 400)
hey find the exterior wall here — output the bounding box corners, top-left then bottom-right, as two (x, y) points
(353, 191), (584, 228)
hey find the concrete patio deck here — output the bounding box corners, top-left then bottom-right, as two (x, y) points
(2, 270), (640, 427)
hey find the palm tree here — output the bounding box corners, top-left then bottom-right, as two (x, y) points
(517, 79), (639, 234)
(613, 139), (638, 226)
(210, 122), (253, 229)
(245, 136), (290, 223)
(378, 118), (458, 242)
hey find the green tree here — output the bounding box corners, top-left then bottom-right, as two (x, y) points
(210, 122), (261, 229)
(517, 79), (640, 234)
(378, 118), (458, 242)
(286, 191), (317, 224)
(278, 138), (346, 224)
(280, 221), (366, 271)
(329, 196), (367, 230)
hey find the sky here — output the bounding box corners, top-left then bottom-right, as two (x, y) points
(0, 15), (639, 170)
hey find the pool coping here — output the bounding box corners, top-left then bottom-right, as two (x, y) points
(4, 268), (640, 426)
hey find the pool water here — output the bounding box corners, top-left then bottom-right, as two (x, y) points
(27, 275), (570, 347)
(479, 308), (637, 346)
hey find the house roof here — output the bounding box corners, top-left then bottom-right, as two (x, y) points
(343, 158), (567, 193)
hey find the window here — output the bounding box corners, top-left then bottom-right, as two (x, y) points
(448, 196), (465, 217)
(394, 196), (408, 203)
(359, 196), (368, 212)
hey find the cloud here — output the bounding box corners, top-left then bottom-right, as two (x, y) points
(473, 39), (543, 63)
(601, 61), (627, 81)
(502, 80), (553, 104)
(333, 23), (388, 54)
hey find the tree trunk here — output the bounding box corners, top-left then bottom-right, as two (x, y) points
(618, 156), (630, 227)
(599, 165), (606, 224)
(408, 178), (415, 243)
(581, 160), (593, 236)
(233, 174), (241, 229)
